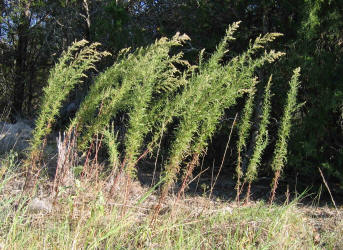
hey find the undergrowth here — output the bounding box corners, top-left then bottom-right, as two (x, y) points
(23, 22), (301, 211)
(0, 160), (342, 249)
(2, 19), (343, 249)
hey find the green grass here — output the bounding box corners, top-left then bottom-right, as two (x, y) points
(0, 156), (342, 249)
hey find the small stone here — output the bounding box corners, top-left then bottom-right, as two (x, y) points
(0, 120), (33, 154)
(28, 198), (53, 213)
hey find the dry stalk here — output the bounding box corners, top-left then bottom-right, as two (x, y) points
(53, 130), (77, 201)
(235, 150), (242, 203)
(177, 153), (200, 199)
(152, 124), (165, 186)
(318, 167), (338, 212)
(269, 169), (280, 205)
(245, 182), (252, 204)
(285, 184), (290, 205)
(121, 174), (132, 217)
(108, 157), (127, 198)
(81, 141), (94, 179)
(210, 113), (238, 200)
(134, 148), (150, 166)
(194, 151), (206, 193)
(153, 181), (170, 223)
(24, 123), (52, 191)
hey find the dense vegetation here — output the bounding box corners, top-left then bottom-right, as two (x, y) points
(1, 0), (342, 193)
(1, 1), (343, 248)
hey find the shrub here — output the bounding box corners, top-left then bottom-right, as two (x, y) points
(27, 40), (110, 173)
(26, 22), (299, 205)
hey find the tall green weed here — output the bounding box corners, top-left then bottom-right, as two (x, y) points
(27, 22), (299, 203)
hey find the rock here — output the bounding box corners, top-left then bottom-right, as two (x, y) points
(0, 121), (33, 154)
(28, 198), (53, 213)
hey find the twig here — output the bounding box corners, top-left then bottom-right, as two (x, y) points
(244, 182), (251, 204)
(135, 148), (150, 165)
(190, 167), (209, 187)
(318, 167), (338, 212)
(108, 157), (127, 198)
(269, 169), (280, 205)
(177, 153), (199, 199)
(152, 123), (165, 186)
(209, 113), (238, 199)
(194, 152), (206, 194)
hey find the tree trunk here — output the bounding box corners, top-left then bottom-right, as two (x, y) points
(82, 0), (91, 41)
(0, 0), (4, 38)
(13, 1), (31, 115)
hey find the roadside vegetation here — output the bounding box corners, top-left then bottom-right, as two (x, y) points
(26, 22), (296, 205)
(1, 21), (342, 249)
(1, 155), (342, 249)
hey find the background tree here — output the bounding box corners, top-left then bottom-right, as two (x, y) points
(285, 0), (343, 187)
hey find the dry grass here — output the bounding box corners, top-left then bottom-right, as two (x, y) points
(0, 153), (342, 250)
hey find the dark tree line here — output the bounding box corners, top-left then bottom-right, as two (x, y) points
(1, 0), (342, 190)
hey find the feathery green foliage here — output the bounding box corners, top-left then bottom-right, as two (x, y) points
(160, 24), (285, 195)
(28, 40), (110, 167)
(69, 47), (142, 147)
(103, 125), (120, 173)
(270, 68), (301, 201)
(271, 68), (301, 173)
(67, 48), (131, 136)
(160, 22), (241, 193)
(124, 33), (191, 177)
(245, 76), (273, 184)
(27, 22), (297, 199)
(68, 33), (190, 178)
(235, 81), (257, 193)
